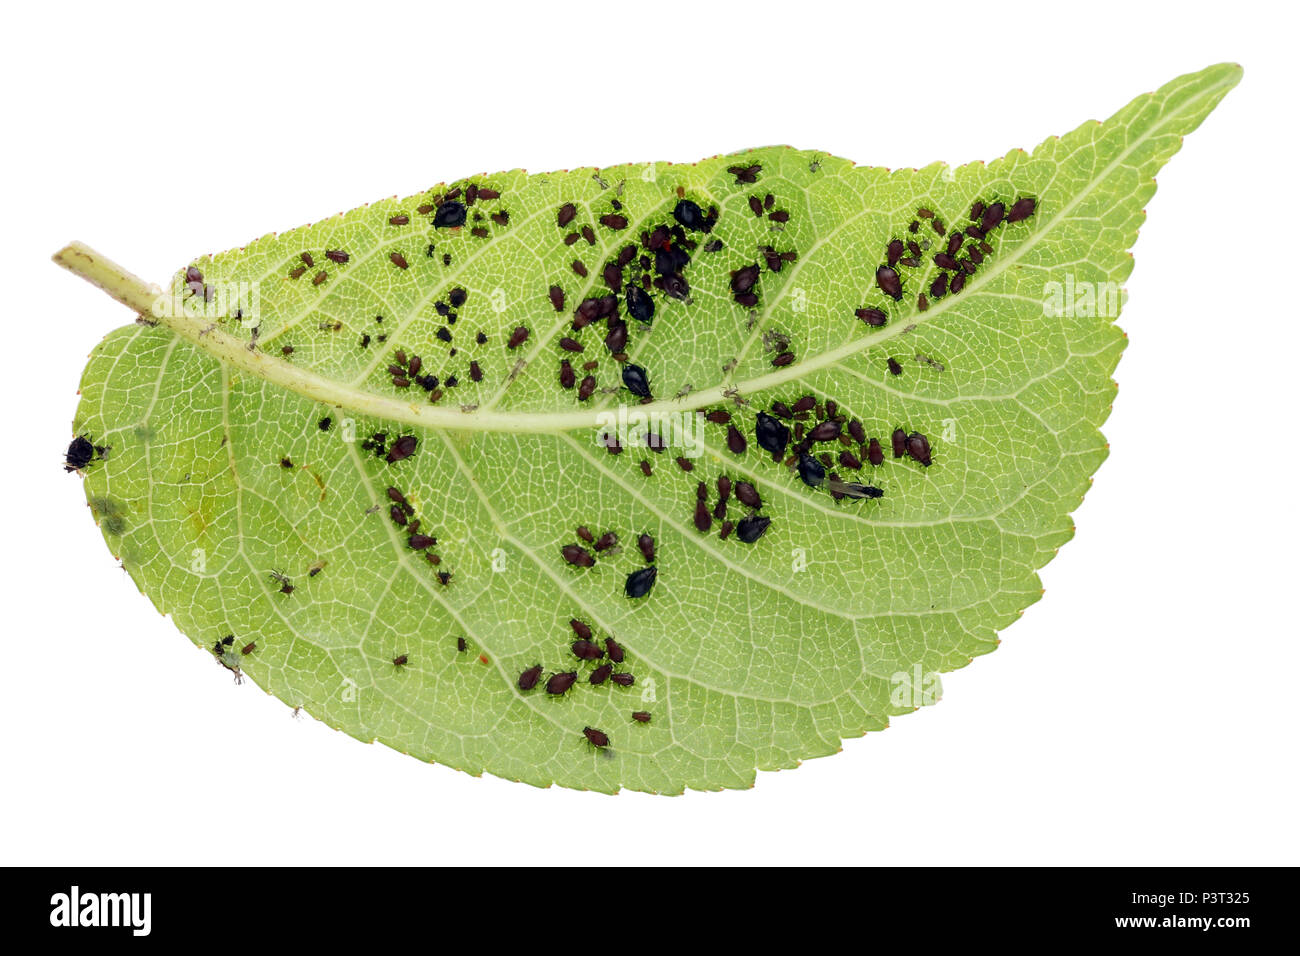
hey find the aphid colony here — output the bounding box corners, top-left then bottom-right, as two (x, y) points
(517, 617), (649, 751)
(385, 484), (452, 585)
(551, 193), (719, 404)
(688, 470), (772, 544)
(560, 523), (659, 600)
(374, 288), (483, 403)
(864, 196), (1037, 324)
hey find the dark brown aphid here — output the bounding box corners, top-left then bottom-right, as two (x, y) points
(727, 163), (762, 184)
(549, 285), (565, 311)
(558, 336), (583, 353)
(1007, 197), (1036, 223)
(547, 671), (577, 695)
(241, 642), (256, 655)
(735, 514), (771, 543)
(730, 264), (760, 296)
(325, 249), (349, 263)
(637, 534), (655, 562)
(625, 566), (657, 599)
(611, 673), (635, 687)
(570, 618), (592, 640)
(726, 425), (747, 455)
(876, 266), (902, 300)
(589, 664), (613, 685)
(887, 238), (904, 266)
(808, 420), (842, 442)
(556, 203), (577, 227)
(518, 664), (543, 690)
(856, 307), (887, 327)
(605, 322), (629, 353)
(930, 274), (948, 298)
(639, 460), (652, 476)
(599, 213), (628, 230)
(632, 711), (651, 723)
(561, 544), (595, 567)
(847, 420), (866, 445)
(887, 357), (903, 376)
(390, 504), (408, 525)
(934, 253), (959, 271)
(583, 726), (609, 747)
(408, 533), (436, 550)
(594, 531), (618, 551)
(386, 435), (417, 463)
(840, 450), (862, 469)
(392, 654), (409, 667)
(576, 525), (594, 543)
(572, 639), (603, 661)
(675, 456), (693, 472)
(716, 474), (732, 503)
(605, 637), (625, 663)
(905, 432), (932, 466)
(980, 201), (1005, 233)
(867, 438), (885, 466)
(707, 410), (732, 424)
(748, 195), (764, 217)
(734, 481), (761, 510)
(694, 498), (712, 533)
(950, 273), (966, 294)
(559, 360), (576, 389)
(389, 214), (410, 226)
(577, 375), (597, 401)
(719, 520), (734, 540)
(891, 428), (907, 458)
(772, 351), (794, 367)
(571, 260), (588, 278)
(312, 271), (328, 286)
(768, 210), (789, 223)
(507, 326), (530, 349)
(581, 225), (596, 245)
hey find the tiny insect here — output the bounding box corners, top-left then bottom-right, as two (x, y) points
(632, 711), (651, 723)
(590, 663), (613, 685)
(735, 515), (771, 544)
(547, 671), (577, 695)
(518, 664), (543, 691)
(891, 428), (908, 458)
(434, 201), (467, 228)
(507, 326), (530, 349)
(572, 640), (604, 661)
(625, 566), (657, 599)
(386, 435), (418, 463)
(611, 672), (635, 687)
(457, 637), (467, 652)
(241, 642), (256, 655)
(392, 654), (409, 667)
(583, 726), (610, 748)
(562, 544), (595, 568)
(876, 265), (903, 300)
(797, 453), (826, 488)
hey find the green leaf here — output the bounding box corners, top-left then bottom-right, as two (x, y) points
(60, 64), (1239, 793)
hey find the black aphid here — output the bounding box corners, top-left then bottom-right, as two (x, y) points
(621, 364), (651, 398)
(727, 163), (761, 184)
(434, 201), (467, 228)
(626, 285), (654, 323)
(887, 357), (903, 375)
(625, 566), (657, 599)
(694, 499), (712, 533)
(736, 515), (771, 543)
(755, 412), (790, 456)
(673, 199), (706, 231)
(64, 435), (95, 471)
(583, 727), (609, 747)
(797, 453), (825, 487)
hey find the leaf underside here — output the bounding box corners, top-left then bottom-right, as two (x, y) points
(72, 65), (1238, 793)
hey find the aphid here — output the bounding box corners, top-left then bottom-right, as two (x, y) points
(280, 456), (294, 469)
(639, 460), (652, 476)
(675, 457), (693, 472)
(625, 566), (657, 599)
(590, 664), (613, 685)
(583, 727), (610, 748)
(518, 664), (543, 691)
(632, 711), (652, 723)
(947, 232), (963, 256)
(980, 201), (1005, 234)
(408, 533), (436, 550)
(887, 239), (904, 266)
(673, 199), (706, 230)
(733, 481), (761, 510)
(626, 285), (654, 323)
(611, 672), (635, 687)
(950, 273), (966, 294)
(876, 265), (903, 300)
(917, 293), (929, 311)
(469, 361), (483, 382)
(717, 475), (732, 503)
(934, 253), (959, 270)
(861, 437), (881, 466)
(578, 375), (597, 401)
(808, 420), (842, 442)
(693, 495), (715, 531)
(770, 401), (792, 419)
(891, 428), (908, 457)
(546, 671), (577, 695)
(477, 187), (500, 200)
(856, 307), (887, 327)
(840, 450), (862, 469)
(571, 260), (588, 278)
(559, 360), (576, 389)
(386, 486), (410, 508)
(392, 654), (409, 667)
(507, 326), (530, 349)
(312, 271), (328, 286)
(662, 273), (690, 300)
(755, 412), (790, 456)
(308, 560), (326, 577)
(727, 163), (762, 184)
(572, 639), (603, 661)
(386, 435), (417, 463)
(457, 637), (467, 652)
(561, 544), (595, 567)
(930, 274), (948, 298)
(748, 195), (764, 217)
(434, 201), (467, 228)
(581, 225), (596, 245)
(605, 322), (629, 353)
(772, 351), (794, 367)
(831, 481), (884, 499)
(599, 213), (628, 230)
(730, 264), (760, 295)
(602, 638), (626, 666)
(735, 514), (771, 544)
(636, 533), (655, 563)
(797, 453), (826, 487)
(594, 531), (618, 551)
(64, 435), (95, 471)
(389, 214), (409, 226)
(390, 504), (408, 525)
(281, 345), (295, 355)
(448, 287), (468, 308)
(570, 618), (593, 640)
(726, 425), (747, 455)
(905, 432), (932, 466)
(548, 285), (565, 311)
(848, 420), (866, 444)
(887, 357), (903, 375)
(1007, 197), (1036, 223)
(556, 202), (577, 227)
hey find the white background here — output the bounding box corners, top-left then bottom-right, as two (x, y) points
(0, 0), (1295, 866)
